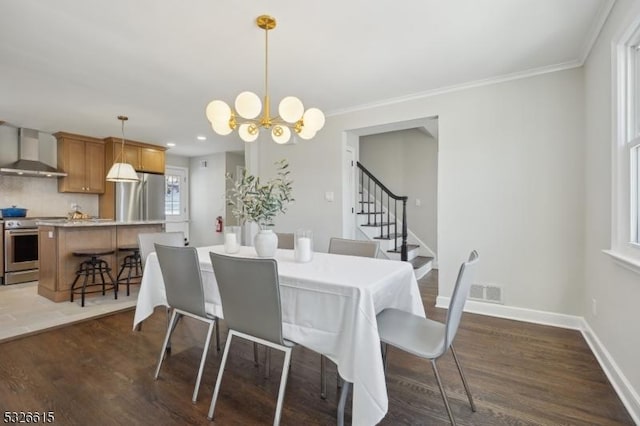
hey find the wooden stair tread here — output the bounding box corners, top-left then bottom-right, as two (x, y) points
(357, 211), (384, 215)
(387, 244), (419, 253)
(409, 256), (433, 269)
(361, 222), (392, 227)
(374, 233), (402, 240)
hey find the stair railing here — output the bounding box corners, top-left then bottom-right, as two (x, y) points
(357, 162), (408, 261)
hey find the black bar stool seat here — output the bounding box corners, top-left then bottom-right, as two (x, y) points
(116, 245), (142, 296)
(70, 249), (117, 307)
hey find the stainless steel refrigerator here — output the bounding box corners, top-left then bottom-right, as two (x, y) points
(115, 173), (166, 221)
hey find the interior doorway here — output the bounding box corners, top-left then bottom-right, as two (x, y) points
(343, 116), (439, 261)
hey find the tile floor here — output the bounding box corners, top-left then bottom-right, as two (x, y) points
(0, 281), (139, 342)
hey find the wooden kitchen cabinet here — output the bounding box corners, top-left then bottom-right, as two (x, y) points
(104, 137), (166, 174)
(100, 137), (167, 219)
(38, 222), (164, 302)
(140, 147), (165, 173)
(55, 132), (106, 194)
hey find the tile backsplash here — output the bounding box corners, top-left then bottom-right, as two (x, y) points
(0, 175), (98, 218)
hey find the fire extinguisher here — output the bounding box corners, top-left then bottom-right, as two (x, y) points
(215, 216), (223, 233)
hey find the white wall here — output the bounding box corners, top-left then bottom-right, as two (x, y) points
(189, 153), (226, 247)
(165, 153), (189, 168)
(583, 0), (640, 415)
(261, 67), (585, 317)
(360, 128), (438, 255)
(256, 136), (340, 241)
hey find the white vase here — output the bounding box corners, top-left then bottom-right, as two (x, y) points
(254, 229), (278, 258)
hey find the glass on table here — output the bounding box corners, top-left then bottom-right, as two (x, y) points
(294, 229), (313, 262)
(224, 226), (241, 253)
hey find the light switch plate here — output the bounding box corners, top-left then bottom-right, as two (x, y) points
(325, 191), (334, 202)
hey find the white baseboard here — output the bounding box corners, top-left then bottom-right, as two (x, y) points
(435, 297), (584, 329)
(580, 320), (640, 425)
(435, 297), (640, 423)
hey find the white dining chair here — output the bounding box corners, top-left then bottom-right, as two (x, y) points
(154, 244), (221, 404)
(208, 252), (296, 425)
(377, 250), (480, 425)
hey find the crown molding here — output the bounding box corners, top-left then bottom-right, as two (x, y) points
(327, 60), (582, 117)
(327, 0), (616, 118)
(580, 0), (616, 64)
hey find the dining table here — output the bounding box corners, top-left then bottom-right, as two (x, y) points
(133, 244), (426, 426)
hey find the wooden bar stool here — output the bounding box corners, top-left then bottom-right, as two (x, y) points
(116, 246), (142, 296)
(70, 249), (117, 307)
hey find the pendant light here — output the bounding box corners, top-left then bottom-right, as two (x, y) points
(106, 115), (139, 182)
(205, 15), (325, 144)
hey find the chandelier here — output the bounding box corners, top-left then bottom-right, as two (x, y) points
(205, 15), (325, 144)
(106, 115), (139, 182)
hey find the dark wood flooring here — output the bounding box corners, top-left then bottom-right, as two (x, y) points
(0, 271), (633, 425)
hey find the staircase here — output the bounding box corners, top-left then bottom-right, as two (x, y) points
(356, 162), (434, 279)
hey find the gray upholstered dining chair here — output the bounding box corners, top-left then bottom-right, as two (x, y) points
(135, 231), (185, 333)
(276, 232), (295, 249)
(376, 250), (479, 425)
(250, 231), (294, 375)
(320, 237), (380, 399)
(138, 231), (185, 268)
(208, 252), (295, 425)
(328, 237), (379, 258)
(154, 244), (220, 404)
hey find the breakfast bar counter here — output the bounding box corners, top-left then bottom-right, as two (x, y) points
(37, 219), (166, 227)
(37, 221), (164, 302)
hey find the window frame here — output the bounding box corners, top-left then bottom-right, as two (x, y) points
(164, 166), (188, 223)
(165, 174), (181, 216)
(607, 17), (640, 272)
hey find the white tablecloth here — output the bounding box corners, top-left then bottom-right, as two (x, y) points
(133, 245), (425, 426)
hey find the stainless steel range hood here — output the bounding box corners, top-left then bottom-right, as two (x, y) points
(0, 128), (67, 177)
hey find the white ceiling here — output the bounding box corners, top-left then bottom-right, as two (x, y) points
(0, 0), (612, 157)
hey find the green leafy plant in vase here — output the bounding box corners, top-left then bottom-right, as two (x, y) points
(226, 159), (293, 257)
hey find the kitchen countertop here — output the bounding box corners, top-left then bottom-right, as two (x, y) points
(37, 219), (166, 227)
(37, 220), (165, 302)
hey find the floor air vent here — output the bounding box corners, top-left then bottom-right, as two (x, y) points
(469, 284), (504, 304)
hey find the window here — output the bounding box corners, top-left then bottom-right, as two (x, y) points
(631, 44), (640, 245)
(633, 144), (640, 244)
(609, 19), (640, 270)
(621, 42), (640, 245)
(164, 166), (188, 221)
(165, 174), (181, 216)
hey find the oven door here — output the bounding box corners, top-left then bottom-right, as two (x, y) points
(4, 228), (38, 272)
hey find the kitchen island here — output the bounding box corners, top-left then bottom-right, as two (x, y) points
(37, 220), (164, 302)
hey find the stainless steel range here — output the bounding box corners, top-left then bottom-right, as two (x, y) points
(3, 217), (65, 285)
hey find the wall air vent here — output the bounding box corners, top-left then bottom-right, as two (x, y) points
(469, 284), (504, 304)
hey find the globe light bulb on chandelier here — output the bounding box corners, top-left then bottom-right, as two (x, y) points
(205, 15), (325, 144)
